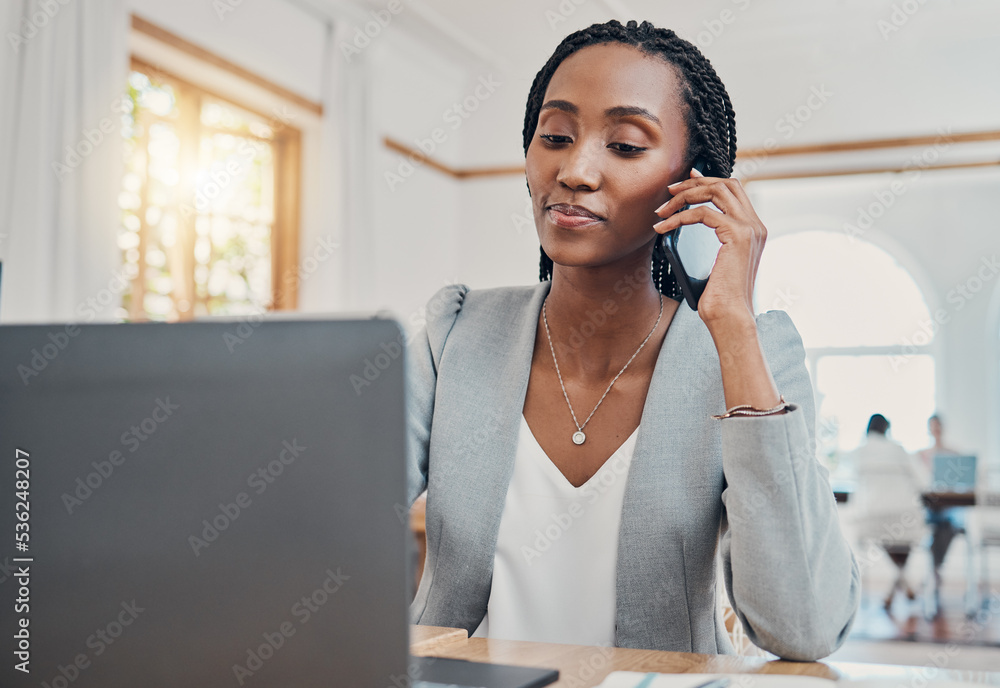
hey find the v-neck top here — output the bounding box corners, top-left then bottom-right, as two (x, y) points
(471, 414), (640, 645)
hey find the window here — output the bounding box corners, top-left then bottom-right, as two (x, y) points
(117, 59), (300, 322)
(755, 230), (937, 461)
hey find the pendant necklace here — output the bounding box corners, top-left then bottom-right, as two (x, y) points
(541, 294), (664, 445)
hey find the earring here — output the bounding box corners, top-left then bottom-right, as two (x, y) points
(652, 235), (666, 293)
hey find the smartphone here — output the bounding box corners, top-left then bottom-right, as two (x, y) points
(661, 158), (722, 310)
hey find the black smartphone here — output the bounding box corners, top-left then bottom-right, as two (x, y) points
(661, 158), (722, 310)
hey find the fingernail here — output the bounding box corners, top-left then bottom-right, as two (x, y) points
(691, 167), (704, 177)
(667, 181), (681, 189)
(655, 201), (669, 213)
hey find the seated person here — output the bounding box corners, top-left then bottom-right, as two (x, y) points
(918, 413), (966, 593)
(406, 20), (859, 661)
(850, 414), (927, 611)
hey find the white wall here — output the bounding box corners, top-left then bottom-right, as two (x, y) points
(360, 27), (467, 327)
(439, 68), (539, 292)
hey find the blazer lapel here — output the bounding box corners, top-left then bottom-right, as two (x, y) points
(422, 282), (550, 630)
(614, 302), (728, 650)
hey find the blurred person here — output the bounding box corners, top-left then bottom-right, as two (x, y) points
(918, 413), (965, 597)
(851, 414), (926, 611)
(917, 413), (961, 473)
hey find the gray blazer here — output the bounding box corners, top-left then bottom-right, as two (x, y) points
(405, 281), (859, 661)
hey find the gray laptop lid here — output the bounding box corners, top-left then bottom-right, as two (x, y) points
(1, 318), (410, 687)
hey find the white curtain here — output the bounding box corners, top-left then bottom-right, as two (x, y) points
(0, 0), (128, 323)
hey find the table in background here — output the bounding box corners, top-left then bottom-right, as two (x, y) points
(833, 490), (979, 507)
(409, 625), (1000, 686)
(922, 491), (976, 509)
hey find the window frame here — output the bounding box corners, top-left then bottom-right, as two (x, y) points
(754, 227), (942, 455)
(124, 55), (301, 321)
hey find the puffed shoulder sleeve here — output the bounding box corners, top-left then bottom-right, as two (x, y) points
(718, 309), (861, 661)
(404, 284), (469, 506)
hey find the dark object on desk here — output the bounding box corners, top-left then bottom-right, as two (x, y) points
(0, 318), (416, 687)
(413, 656), (558, 688)
(922, 491), (977, 508)
(920, 492), (976, 509)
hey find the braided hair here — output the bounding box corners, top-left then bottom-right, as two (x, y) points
(524, 19), (737, 299)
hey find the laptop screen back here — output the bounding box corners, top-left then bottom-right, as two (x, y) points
(1, 318), (411, 688)
(931, 454), (977, 493)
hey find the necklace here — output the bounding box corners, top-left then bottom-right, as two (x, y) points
(542, 294), (664, 445)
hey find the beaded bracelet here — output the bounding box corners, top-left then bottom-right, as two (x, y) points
(712, 395), (789, 420)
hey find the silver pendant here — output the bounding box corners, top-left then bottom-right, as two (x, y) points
(572, 431), (586, 445)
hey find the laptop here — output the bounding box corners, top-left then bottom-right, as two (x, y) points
(0, 319), (557, 688)
(931, 454), (978, 493)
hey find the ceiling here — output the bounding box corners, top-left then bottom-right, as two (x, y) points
(353, 0), (1000, 150)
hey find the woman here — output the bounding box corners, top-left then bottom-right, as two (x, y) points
(405, 19), (859, 661)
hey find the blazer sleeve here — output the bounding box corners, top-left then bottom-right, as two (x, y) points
(718, 309), (861, 661)
(405, 283), (469, 507)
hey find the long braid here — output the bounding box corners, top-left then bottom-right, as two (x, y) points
(525, 19), (737, 299)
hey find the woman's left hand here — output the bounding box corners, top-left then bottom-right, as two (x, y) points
(653, 168), (766, 332)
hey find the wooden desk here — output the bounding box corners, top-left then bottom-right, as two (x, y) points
(410, 624), (468, 654)
(410, 626), (1000, 686)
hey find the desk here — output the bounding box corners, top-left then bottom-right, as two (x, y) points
(410, 626), (1000, 686)
(411, 624), (468, 654)
(922, 491), (977, 508)
(835, 491), (983, 506)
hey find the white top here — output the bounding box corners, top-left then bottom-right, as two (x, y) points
(472, 415), (639, 645)
(850, 434), (928, 545)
